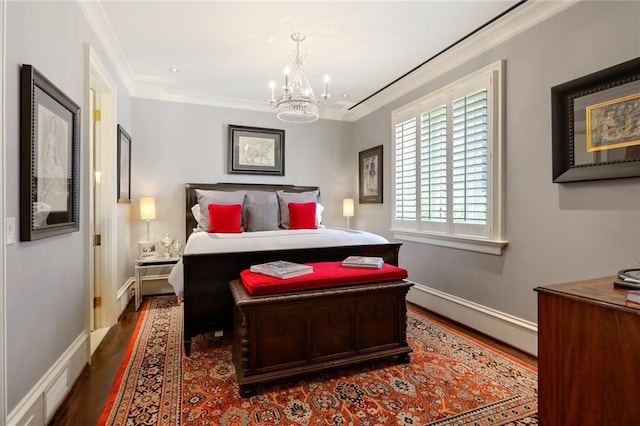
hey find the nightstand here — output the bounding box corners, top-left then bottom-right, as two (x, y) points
(134, 256), (180, 310)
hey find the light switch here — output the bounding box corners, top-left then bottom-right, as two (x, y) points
(7, 217), (15, 244)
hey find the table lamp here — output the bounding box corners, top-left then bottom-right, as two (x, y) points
(140, 197), (156, 241)
(343, 198), (354, 229)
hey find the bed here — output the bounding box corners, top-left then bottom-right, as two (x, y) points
(170, 182), (402, 356)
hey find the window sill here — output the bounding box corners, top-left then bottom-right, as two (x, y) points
(391, 229), (508, 255)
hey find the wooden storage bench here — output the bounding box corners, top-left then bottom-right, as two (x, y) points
(230, 270), (413, 397)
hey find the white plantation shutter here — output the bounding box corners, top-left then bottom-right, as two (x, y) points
(392, 61), (504, 251)
(420, 105), (448, 233)
(452, 90), (488, 225)
(394, 118), (417, 224)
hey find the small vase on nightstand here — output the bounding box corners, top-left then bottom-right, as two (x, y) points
(172, 239), (183, 257)
(160, 233), (173, 258)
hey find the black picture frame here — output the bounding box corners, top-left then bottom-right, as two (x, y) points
(117, 124), (132, 203)
(551, 57), (640, 183)
(227, 125), (285, 176)
(359, 145), (383, 204)
(20, 64), (80, 241)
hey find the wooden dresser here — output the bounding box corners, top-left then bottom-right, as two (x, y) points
(535, 276), (640, 425)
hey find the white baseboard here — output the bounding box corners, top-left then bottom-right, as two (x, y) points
(7, 332), (89, 426)
(116, 277), (135, 317)
(407, 282), (538, 357)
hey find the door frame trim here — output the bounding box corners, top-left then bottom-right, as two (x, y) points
(85, 44), (118, 342)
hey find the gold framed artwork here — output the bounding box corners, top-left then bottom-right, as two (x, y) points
(586, 93), (640, 152)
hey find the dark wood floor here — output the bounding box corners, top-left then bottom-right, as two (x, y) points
(48, 301), (142, 426)
(49, 298), (536, 425)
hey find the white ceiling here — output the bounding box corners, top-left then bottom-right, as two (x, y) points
(79, 1), (561, 121)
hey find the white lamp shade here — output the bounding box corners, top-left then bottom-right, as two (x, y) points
(343, 198), (354, 217)
(140, 197), (156, 220)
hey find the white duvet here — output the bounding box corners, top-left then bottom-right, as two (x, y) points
(167, 227), (389, 296)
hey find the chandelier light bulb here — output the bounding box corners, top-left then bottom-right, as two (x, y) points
(322, 74), (330, 100)
(269, 80), (276, 103)
(283, 66), (290, 91)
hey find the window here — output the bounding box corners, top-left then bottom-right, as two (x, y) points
(392, 61), (507, 255)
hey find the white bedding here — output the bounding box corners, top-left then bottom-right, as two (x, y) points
(167, 227), (389, 296)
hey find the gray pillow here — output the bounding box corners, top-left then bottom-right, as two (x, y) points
(276, 190), (319, 229)
(195, 189), (246, 231)
(245, 190), (278, 204)
(245, 203), (279, 232)
(242, 191), (278, 230)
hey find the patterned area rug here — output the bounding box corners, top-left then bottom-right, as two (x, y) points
(98, 296), (182, 425)
(100, 296), (538, 425)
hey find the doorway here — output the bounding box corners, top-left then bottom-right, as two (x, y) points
(87, 45), (118, 356)
(90, 87), (109, 353)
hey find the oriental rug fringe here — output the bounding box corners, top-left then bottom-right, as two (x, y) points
(99, 296), (538, 425)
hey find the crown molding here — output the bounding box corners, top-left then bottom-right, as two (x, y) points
(131, 85), (272, 112)
(78, 0), (135, 92)
(131, 85), (353, 121)
(78, 0), (576, 122)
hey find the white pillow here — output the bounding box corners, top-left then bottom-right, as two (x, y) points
(316, 203), (324, 224)
(191, 204), (201, 224)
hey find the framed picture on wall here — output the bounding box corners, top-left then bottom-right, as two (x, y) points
(117, 124), (132, 203)
(227, 124), (285, 176)
(552, 57), (640, 182)
(20, 64), (80, 241)
(359, 145), (383, 204)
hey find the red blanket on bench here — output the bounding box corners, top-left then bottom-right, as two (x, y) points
(240, 261), (408, 296)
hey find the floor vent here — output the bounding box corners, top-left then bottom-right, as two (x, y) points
(44, 366), (69, 420)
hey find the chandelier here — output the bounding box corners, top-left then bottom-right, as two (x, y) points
(269, 32), (330, 124)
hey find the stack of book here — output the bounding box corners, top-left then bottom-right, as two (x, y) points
(341, 256), (384, 269)
(626, 290), (640, 306)
(249, 260), (313, 279)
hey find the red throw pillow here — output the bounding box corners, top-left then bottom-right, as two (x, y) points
(288, 202), (317, 229)
(208, 204), (242, 233)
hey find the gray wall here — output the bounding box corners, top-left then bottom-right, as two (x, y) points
(5, 1), (132, 411)
(129, 98), (354, 258)
(352, 1), (640, 324)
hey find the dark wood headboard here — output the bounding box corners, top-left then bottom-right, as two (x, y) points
(185, 182), (321, 240)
